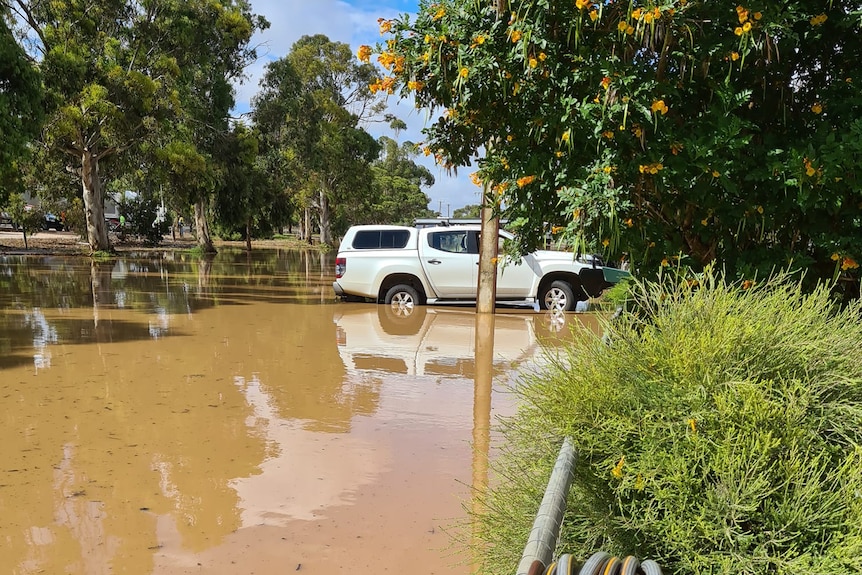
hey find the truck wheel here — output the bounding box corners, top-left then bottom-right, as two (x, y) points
(384, 284), (420, 309)
(539, 280), (578, 312)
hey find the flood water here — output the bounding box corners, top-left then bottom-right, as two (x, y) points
(0, 248), (597, 575)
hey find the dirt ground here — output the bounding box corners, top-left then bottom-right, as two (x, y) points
(0, 230), (319, 256)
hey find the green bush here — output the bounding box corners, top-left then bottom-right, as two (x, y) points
(475, 271), (862, 575)
(120, 196), (171, 246)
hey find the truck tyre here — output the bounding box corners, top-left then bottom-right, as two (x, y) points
(384, 284), (420, 309)
(539, 280), (578, 312)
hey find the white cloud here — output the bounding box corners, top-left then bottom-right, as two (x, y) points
(235, 0), (478, 214)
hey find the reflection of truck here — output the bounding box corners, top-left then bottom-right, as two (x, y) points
(333, 306), (542, 378)
(332, 225), (629, 312)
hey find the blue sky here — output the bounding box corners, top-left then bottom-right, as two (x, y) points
(234, 0), (479, 215)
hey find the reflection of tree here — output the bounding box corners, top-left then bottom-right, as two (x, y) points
(471, 313), (494, 572)
(0, 248), (371, 572)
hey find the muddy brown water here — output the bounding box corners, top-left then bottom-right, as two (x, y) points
(0, 248), (599, 574)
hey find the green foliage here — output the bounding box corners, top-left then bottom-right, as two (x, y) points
(6, 194), (44, 249)
(453, 204), (482, 219)
(349, 136), (436, 225)
(120, 196), (171, 246)
(371, 0), (862, 297)
(475, 272), (862, 574)
(0, 16), (44, 201)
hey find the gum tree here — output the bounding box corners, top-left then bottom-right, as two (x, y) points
(6, 0), (264, 253)
(366, 0), (862, 295)
(0, 13), (43, 204)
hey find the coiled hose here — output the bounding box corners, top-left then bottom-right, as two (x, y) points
(527, 552), (663, 575)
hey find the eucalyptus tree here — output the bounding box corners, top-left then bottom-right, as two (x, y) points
(149, 0), (267, 253)
(5, 0), (265, 253)
(255, 34), (385, 245)
(0, 13), (43, 204)
(360, 136), (436, 225)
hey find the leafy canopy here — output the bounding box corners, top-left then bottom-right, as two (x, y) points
(365, 0), (862, 292)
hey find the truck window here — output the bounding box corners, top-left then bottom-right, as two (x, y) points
(428, 230), (469, 253)
(352, 230), (411, 249)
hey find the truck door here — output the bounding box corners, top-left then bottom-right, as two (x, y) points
(423, 230), (476, 298)
(471, 231), (538, 299)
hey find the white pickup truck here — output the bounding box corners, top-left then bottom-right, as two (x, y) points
(332, 224), (629, 312)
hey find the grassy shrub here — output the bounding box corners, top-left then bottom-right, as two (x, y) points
(475, 271), (862, 575)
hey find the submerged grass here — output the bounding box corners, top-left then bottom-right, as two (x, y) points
(472, 271), (862, 575)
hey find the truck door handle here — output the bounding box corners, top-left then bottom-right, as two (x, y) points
(427, 259), (442, 264)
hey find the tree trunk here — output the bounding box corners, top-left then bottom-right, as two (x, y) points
(81, 150), (111, 252)
(319, 189), (332, 246)
(245, 218), (252, 251)
(304, 207), (312, 244)
(194, 198), (216, 253)
(477, 182), (499, 314)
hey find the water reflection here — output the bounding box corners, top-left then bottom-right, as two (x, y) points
(0, 249), (596, 574)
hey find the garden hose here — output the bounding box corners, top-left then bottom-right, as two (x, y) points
(534, 552), (663, 575)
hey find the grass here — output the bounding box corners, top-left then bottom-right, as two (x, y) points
(471, 270), (862, 575)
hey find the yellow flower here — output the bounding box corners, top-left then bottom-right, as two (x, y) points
(407, 80), (425, 91)
(631, 8), (642, 20)
(661, 257), (669, 267)
(555, 150), (564, 157)
(617, 20), (628, 32)
(378, 18), (392, 34)
(539, 52), (547, 61)
(474, 35), (485, 45)
(611, 456), (625, 478)
(506, 134), (514, 142)
(357, 45), (372, 63)
(469, 172), (482, 186)
(529, 57), (538, 68)
(831, 252), (841, 261)
(701, 218), (709, 226)
(687, 418), (697, 433)
(756, 205), (763, 214)
(511, 29), (522, 42)
(731, 51), (740, 61)
(624, 218), (633, 227)
(810, 14), (827, 26)
(842, 257), (859, 270)
(432, 6), (445, 20)
(626, 24), (635, 34)
(589, 10), (599, 22)
(754, 11), (762, 20)
(603, 166), (612, 174)
(734, 26), (744, 36)
(712, 170), (720, 178)
(742, 279), (753, 289)
(575, 0), (591, 10)
(738, 8), (749, 23)
(651, 99), (668, 115)
(573, 208), (582, 219)
(422, 147), (431, 156)
(602, 238), (610, 247)
(602, 130), (614, 139)
(811, 103), (823, 114)
(742, 21), (752, 32)
(634, 474), (645, 490)
(516, 175), (536, 188)
(561, 130), (570, 143)
(459, 67), (469, 78)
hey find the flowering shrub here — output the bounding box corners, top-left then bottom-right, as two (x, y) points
(360, 0), (862, 297)
(475, 271), (862, 574)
